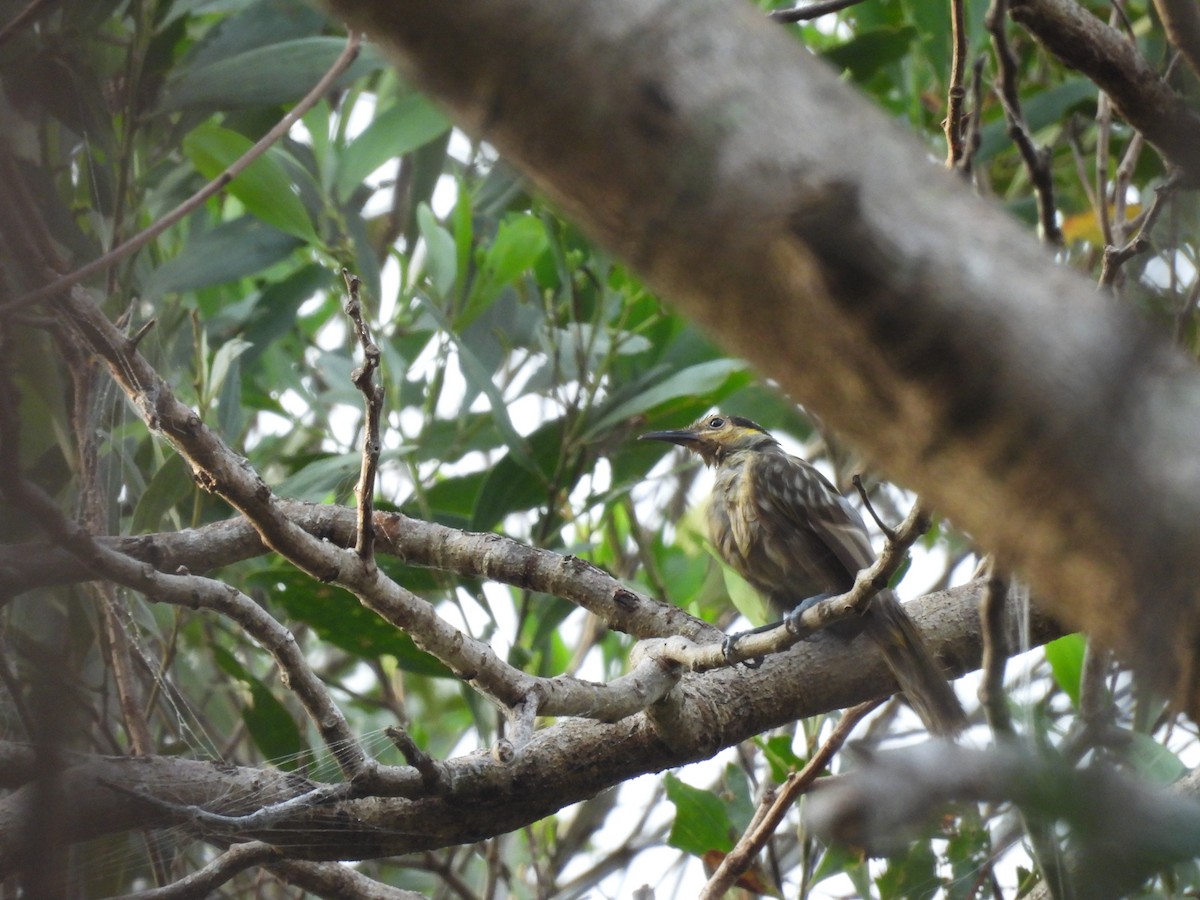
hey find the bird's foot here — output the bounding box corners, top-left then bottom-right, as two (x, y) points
(722, 630), (764, 668)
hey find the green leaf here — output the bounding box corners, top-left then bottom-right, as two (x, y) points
(415, 291), (538, 479)
(1126, 732), (1186, 785)
(470, 419), (565, 531)
(244, 679), (304, 770)
(207, 337), (253, 405)
(414, 470), (489, 528)
(276, 449), (410, 502)
(977, 78), (1097, 162)
(183, 124), (317, 241)
(210, 643), (252, 681)
(721, 763), (756, 834)
(242, 264), (333, 367)
(759, 733), (804, 783)
(812, 844), (870, 889)
(210, 644), (305, 770)
(417, 204), (458, 297)
(159, 37), (386, 112)
(588, 358), (749, 436)
(822, 26), (917, 82)
(249, 568), (453, 677)
(876, 840), (941, 898)
(721, 563), (771, 627)
(665, 773), (733, 856)
(130, 453), (193, 535)
(480, 214), (549, 287)
(142, 216), (303, 299)
(527, 596), (579, 659)
(180, 1), (327, 73)
(335, 94), (451, 200)
(1044, 633), (1086, 707)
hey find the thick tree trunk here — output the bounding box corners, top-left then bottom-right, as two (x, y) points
(320, 0), (1200, 711)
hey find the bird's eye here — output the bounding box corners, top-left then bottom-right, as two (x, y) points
(708, 416), (724, 429)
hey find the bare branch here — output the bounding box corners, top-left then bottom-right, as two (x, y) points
(1153, 0), (1200, 81)
(1099, 175), (1180, 287)
(316, 0), (1200, 712)
(114, 843), (279, 900)
(0, 582), (1059, 869)
(978, 566), (1014, 736)
(804, 742), (1200, 897)
(0, 505), (720, 643)
(699, 699), (881, 899)
(1010, 0), (1200, 184)
(268, 859), (429, 899)
(945, 0), (970, 168)
(986, 0), (1062, 244)
(768, 0), (870, 23)
(343, 269), (384, 562)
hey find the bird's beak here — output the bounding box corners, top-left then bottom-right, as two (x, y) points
(639, 428), (700, 447)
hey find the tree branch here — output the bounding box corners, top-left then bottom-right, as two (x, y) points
(1010, 0), (1200, 184)
(0, 504), (721, 644)
(1153, 0), (1200, 82)
(0, 582), (1060, 870)
(804, 742), (1200, 899)
(315, 0), (1200, 714)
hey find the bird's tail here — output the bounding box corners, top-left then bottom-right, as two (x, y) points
(863, 592), (967, 737)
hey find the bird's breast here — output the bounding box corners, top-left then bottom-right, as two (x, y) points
(708, 462), (771, 587)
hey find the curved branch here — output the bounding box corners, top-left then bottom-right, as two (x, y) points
(0, 582), (1061, 870)
(0, 504), (720, 644)
(316, 0), (1200, 714)
(1153, 0), (1200, 82)
(1009, 0), (1200, 183)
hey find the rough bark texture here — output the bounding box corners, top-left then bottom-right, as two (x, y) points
(318, 0), (1200, 712)
(0, 583), (1056, 867)
(1010, 0), (1200, 182)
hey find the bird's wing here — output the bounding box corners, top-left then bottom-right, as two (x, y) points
(752, 451), (877, 575)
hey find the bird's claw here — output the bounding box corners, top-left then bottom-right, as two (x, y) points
(722, 632), (764, 669)
(783, 608), (803, 636)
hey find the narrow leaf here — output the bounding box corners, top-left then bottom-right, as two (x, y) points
(183, 123), (317, 241)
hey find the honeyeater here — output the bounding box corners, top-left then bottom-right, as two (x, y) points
(641, 413), (965, 736)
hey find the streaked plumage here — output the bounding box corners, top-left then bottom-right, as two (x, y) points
(641, 414), (965, 736)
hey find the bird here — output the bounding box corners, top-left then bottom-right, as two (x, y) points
(640, 413), (966, 736)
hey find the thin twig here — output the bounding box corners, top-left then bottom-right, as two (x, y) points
(7, 32), (363, 312)
(769, 0), (871, 22)
(1172, 274), (1200, 344)
(1077, 640), (1114, 731)
(114, 842), (280, 900)
(1066, 119), (1099, 215)
(977, 566), (1070, 898)
(945, 0), (970, 168)
(978, 565), (1013, 736)
(386, 726), (449, 792)
(1095, 90), (1116, 248)
(0, 367), (380, 780)
(343, 269), (384, 562)
(958, 56), (987, 178)
(699, 699), (882, 899)
(0, 0), (53, 48)
(851, 473), (896, 541)
(1154, 0), (1200, 81)
(1099, 175), (1180, 287)
(986, 0), (1062, 244)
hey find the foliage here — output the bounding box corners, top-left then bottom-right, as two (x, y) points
(1, 0), (1198, 896)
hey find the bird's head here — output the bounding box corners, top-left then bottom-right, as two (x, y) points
(639, 413), (777, 466)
